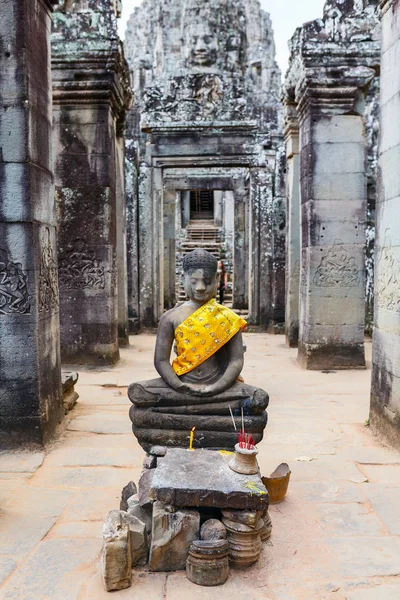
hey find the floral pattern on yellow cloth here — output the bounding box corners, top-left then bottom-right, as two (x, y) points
(172, 298), (247, 376)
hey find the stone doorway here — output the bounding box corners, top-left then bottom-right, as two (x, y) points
(189, 190), (214, 221)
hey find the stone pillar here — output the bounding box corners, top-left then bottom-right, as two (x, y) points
(284, 103), (301, 347)
(163, 189), (177, 310)
(370, 0), (400, 449)
(0, 0), (63, 447)
(249, 168), (273, 326)
(182, 191), (191, 229)
(297, 79), (373, 369)
(270, 145), (286, 333)
(126, 141), (140, 334)
(51, 2), (132, 364)
(232, 185), (249, 310)
(116, 134), (129, 347)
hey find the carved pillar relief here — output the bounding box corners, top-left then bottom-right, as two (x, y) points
(370, 0), (400, 449)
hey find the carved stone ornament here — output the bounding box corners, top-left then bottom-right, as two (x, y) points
(376, 247), (400, 312)
(0, 249), (31, 315)
(314, 244), (360, 288)
(39, 228), (59, 313)
(59, 240), (106, 291)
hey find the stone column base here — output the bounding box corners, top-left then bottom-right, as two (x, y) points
(297, 342), (366, 370)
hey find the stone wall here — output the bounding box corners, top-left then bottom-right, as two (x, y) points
(370, 0), (400, 449)
(52, 0), (132, 364)
(0, 0), (63, 447)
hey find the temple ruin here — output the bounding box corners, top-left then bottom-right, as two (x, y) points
(0, 0), (400, 488)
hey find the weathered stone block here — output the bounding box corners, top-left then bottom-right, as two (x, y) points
(102, 510), (132, 592)
(127, 496), (153, 534)
(122, 512), (148, 566)
(139, 468), (155, 509)
(150, 448), (269, 511)
(120, 481), (138, 512)
(149, 501), (200, 572)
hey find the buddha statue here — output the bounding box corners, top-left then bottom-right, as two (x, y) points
(128, 249), (269, 452)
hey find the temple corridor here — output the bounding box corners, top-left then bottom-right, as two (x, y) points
(0, 334), (399, 599)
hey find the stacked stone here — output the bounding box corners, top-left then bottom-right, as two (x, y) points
(51, 0), (132, 364)
(370, 0), (400, 450)
(124, 0), (284, 329)
(102, 448), (272, 589)
(283, 0), (380, 369)
(0, 0), (64, 447)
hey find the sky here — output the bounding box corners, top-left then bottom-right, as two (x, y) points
(118, 0), (327, 75)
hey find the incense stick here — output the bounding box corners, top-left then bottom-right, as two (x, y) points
(229, 405), (237, 431)
(241, 408), (245, 436)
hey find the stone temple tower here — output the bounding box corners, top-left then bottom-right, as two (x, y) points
(124, 0), (284, 330)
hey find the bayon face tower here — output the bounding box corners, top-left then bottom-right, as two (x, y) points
(124, 0), (285, 331)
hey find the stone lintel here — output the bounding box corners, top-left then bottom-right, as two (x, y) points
(150, 449), (269, 511)
(142, 120), (259, 134)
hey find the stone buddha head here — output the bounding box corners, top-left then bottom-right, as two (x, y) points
(184, 23), (219, 68)
(182, 249), (218, 304)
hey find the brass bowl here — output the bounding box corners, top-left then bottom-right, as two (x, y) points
(262, 463), (291, 504)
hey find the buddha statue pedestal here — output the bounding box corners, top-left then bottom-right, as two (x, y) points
(128, 249), (269, 453)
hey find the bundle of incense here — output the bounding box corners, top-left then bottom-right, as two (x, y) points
(229, 405), (255, 450)
(238, 431), (255, 450)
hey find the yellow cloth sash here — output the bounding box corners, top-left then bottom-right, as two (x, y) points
(172, 299), (247, 376)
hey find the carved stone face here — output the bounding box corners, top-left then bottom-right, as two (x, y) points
(184, 268), (217, 304)
(185, 25), (218, 67)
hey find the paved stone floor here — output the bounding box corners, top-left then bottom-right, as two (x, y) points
(1, 334), (400, 600)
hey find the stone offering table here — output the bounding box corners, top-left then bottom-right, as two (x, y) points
(150, 448), (269, 511)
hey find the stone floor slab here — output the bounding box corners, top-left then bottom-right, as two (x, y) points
(362, 484), (400, 534)
(0, 538), (100, 600)
(345, 582), (400, 599)
(67, 413), (132, 434)
(0, 452), (44, 473)
(43, 447), (140, 469)
(316, 503), (384, 536)
(31, 466), (139, 490)
(0, 559), (16, 587)
(326, 537), (400, 577)
(81, 567), (166, 600)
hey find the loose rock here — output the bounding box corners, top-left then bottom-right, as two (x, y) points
(102, 510), (132, 592)
(120, 481), (138, 512)
(139, 468), (155, 509)
(200, 519), (227, 541)
(149, 501), (200, 572)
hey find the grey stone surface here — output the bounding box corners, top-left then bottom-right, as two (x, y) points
(0, 453), (44, 474)
(362, 484), (400, 535)
(0, 558), (16, 587)
(139, 468), (156, 509)
(120, 481), (137, 512)
(370, 0), (400, 450)
(200, 519), (227, 541)
(127, 497), (153, 535)
(0, 538), (100, 600)
(102, 511), (132, 592)
(346, 583), (400, 600)
(51, 1), (132, 365)
(150, 449), (269, 510)
(124, 0), (283, 327)
(327, 537), (400, 578)
(121, 512), (148, 566)
(149, 502), (200, 572)
(0, 0), (63, 448)
(283, 1), (380, 370)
